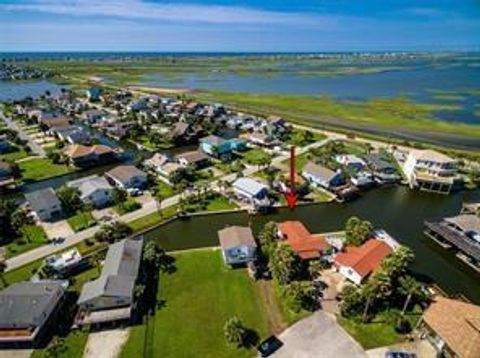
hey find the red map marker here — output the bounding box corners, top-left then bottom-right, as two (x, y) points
(285, 146), (297, 210)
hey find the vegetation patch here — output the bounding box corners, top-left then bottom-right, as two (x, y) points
(67, 211), (96, 232)
(18, 157), (72, 182)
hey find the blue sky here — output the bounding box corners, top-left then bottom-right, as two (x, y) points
(1, 0), (480, 52)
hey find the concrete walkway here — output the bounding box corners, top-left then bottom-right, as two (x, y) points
(83, 328), (130, 358)
(0, 110), (46, 156)
(272, 311), (366, 358)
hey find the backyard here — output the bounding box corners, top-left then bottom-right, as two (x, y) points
(120, 249), (272, 358)
(4, 224), (48, 259)
(18, 157), (73, 182)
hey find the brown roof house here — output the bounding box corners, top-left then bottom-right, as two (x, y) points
(63, 144), (117, 167)
(218, 226), (257, 266)
(175, 150), (210, 169)
(421, 297), (480, 358)
(105, 165), (147, 189)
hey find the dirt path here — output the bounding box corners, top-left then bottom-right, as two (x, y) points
(83, 328), (130, 358)
(255, 280), (288, 334)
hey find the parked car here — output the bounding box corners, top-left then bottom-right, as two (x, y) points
(127, 188), (143, 196)
(385, 352), (417, 358)
(258, 336), (283, 357)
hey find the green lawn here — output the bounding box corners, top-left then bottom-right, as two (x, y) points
(31, 329), (89, 358)
(4, 225), (49, 259)
(114, 198), (142, 215)
(67, 211), (96, 232)
(242, 148), (272, 166)
(18, 157), (72, 182)
(0, 147), (30, 161)
(128, 205), (180, 232)
(121, 249), (270, 358)
(204, 195), (238, 211)
(154, 181), (177, 199)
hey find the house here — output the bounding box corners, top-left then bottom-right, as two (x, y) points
(218, 226), (257, 266)
(278, 221), (329, 260)
(364, 153), (400, 183)
(171, 122), (198, 143)
(40, 116), (71, 133)
(76, 238), (143, 326)
(420, 297), (480, 358)
(199, 135), (246, 159)
(302, 161), (344, 189)
(0, 281), (65, 347)
(402, 149), (459, 194)
(176, 150), (210, 169)
(143, 153), (181, 184)
(0, 135), (12, 154)
(86, 87), (102, 101)
(0, 161), (15, 189)
(63, 144), (117, 167)
(335, 154), (366, 172)
(105, 165), (147, 189)
(334, 239), (393, 285)
(25, 188), (63, 222)
(83, 109), (105, 123)
(67, 175), (114, 207)
(232, 177), (269, 205)
(44, 248), (88, 277)
(55, 125), (91, 144)
(248, 132), (279, 148)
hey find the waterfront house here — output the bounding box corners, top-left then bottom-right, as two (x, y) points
(364, 153), (400, 183)
(86, 87), (102, 102)
(63, 144), (117, 167)
(302, 161), (345, 189)
(248, 132), (279, 148)
(176, 150), (210, 169)
(83, 109), (105, 124)
(424, 214), (480, 270)
(0, 281), (65, 348)
(402, 149), (459, 194)
(67, 175), (114, 207)
(420, 297), (480, 358)
(278, 221), (329, 260)
(56, 125), (91, 144)
(0, 135), (12, 154)
(144, 153), (181, 184)
(40, 116), (71, 133)
(105, 165), (147, 190)
(335, 154), (366, 172)
(171, 122), (198, 143)
(200, 135), (246, 159)
(25, 188), (63, 222)
(334, 239), (393, 285)
(76, 238), (143, 326)
(0, 161), (15, 189)
(218, 226), (257, 266)
(232, 177), (269, 205)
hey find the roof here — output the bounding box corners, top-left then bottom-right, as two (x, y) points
(67, 175), (113, 197)
(278, 221), (329, 260)
(172, 122), (190, 137)
(233, 177), (268, 196)
(41, 116), (71, 129)
(200, 135), (226, 146)
(0, 161), (12, 176)
(176, 150), (209, 163)
(423, 297), (480, 358)
(218, 226), (257, 250)
(303, 161), (337, 180)
(144, 153), (169, 168)
(106, 165), (146, 183)
(25, 188), (61, 213)
(0, 281), (65, 330)
(410, 149), (455, 164)
(63, 144), (115, 159)
(334, 239), (393, 279)
(445, 214), (480, 233)
(78, 239), (143, 305)
(363, 154), (395, 170)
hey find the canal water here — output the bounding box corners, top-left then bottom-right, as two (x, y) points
(0, 80), (64, 102)
(144, 186), (480, 303)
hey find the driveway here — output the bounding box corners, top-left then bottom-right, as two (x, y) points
(0, 350), (32, 358)
(0, 110), (46, 156)
(272, 311), (366, 358)
(319, 268), (348, 315)
(83, 328), (130, 358)
(40, 219), (74, 240)
(366, 340), (436, 358)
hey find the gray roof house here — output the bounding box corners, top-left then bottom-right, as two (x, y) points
(25, 188), (63, 222)
(67, 175), (114, 207)
(105, 165), (148, 189)
(302, 161), (344, 189)
(232, 178), (268, 202)
(76, 238), (143, 326)
(0, 281), (65, 346)
(218, 226), (257, 266)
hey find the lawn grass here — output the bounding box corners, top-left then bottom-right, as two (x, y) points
(0, 147), (30, 161)
(121, 249), (271, 358)
(204, 195), (238, 211)
(242, 148), (272, 166)
(154, 180), (177, 199)
(67, 211), (96, 232)
(31, 329), (89, 358)
(18, 157), (72, 182)
(4, 225), (49, 259)
(128, 205), (180, 232)
(114, 198), (142, 215)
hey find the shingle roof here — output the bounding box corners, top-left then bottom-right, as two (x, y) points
(200, 135), (226, 146)
(63, 144), (115, 159)
(303, 161), (337, 181)
(25, 188), (61, 214)
(67, 175), (113, 198)
(445, 214), (480, 233)
(278, 221), (329, 260)
(0, 281), (65, 329)
(423, 297), (480, 358)
(176, 150), (209, 163)
(106, 165), (146, 183)
(233, 178), (268, 197)
(218, 226), (257, 250)
(77, 239), (143, 305)
(334, 239), (393, 279)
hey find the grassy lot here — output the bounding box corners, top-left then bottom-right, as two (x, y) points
(67, 211), (96, 232)
(121, 249), (271, 358)
(0, 147), (30, 161)
(114, 198), (142, 215)
(285, 129), (326, 147)
(154, 180), (177, 199)
(18, 157), (73, 182)
(31, 329), (89, 358)
(204, 195), (238, 211)
(4, 225), (49, 259)
(128, 205), (180, 232)
(242, 148), (272, 166)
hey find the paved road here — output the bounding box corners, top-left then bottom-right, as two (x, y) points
(0, 110), (46, 156)
(272, 311), (366, 358)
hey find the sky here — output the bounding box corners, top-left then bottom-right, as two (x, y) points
(1, 0), (480, 52)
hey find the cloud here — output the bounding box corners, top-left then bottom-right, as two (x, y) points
(0, 0), (337, 26)
(403, 7), (447, 17)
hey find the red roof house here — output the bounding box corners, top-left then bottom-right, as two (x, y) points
(278, 221), (329, 260)
(334, 239), (393, 284)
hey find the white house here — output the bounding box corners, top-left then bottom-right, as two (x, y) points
(25, 188), (63, 222)
(105, 165), (147, 189)
(218, 226), (257, 266)
(302, 161), (344, 189)
(67, 175), (114, 207)
(232, 177), (268, 204)
(335, 154), (366, 171)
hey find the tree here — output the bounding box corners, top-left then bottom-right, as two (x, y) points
(398, 275), (422, 315)
(268, 244), (300, 285)
(282, 281), (316, 312)
(111, 187), (128, 206)
(224, 316), (246, 347)
(258, 221), (278, 261)
(11, 208), (33, 236)
(94, 221), (132, 243)
(0, 199), (16, 241)
(361, 280), (379, 323)
(134, 284), (145, 300)
(308, 260), (326, 279)
(380, 246), (415, 280)
(56, 185), (83, 212)
(0, 260), (7, 287)
(345, 216), (373, 246)
(340, 285), (365, 318)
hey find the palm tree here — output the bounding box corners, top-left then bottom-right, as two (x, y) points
(223, 316), (246, 347)
(399, 275), (422, 315)
(361, 281), (378, 323)
(0, 260), (7, 288)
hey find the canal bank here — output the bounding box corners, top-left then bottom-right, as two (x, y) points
(143, 185), (480, 304)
